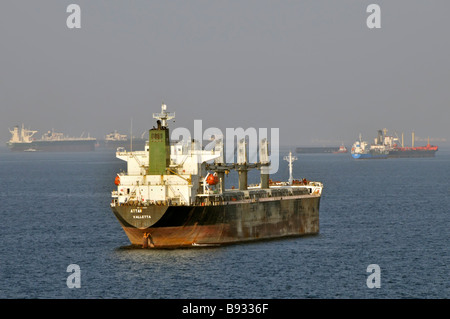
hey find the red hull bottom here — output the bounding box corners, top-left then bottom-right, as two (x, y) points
(121, 220), (319, 248)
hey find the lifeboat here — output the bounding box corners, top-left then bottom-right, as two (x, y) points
(206, 173), (219, 185)
(114, 175), (120, 186)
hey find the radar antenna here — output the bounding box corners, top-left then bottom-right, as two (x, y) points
(153, 102), (175, 128)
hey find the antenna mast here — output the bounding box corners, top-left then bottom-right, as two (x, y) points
(130, 117), (133, 152)
(153, 102), (175, 127)
(284, 151), (297, 185)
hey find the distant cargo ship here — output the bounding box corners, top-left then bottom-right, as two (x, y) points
(333, 144), (348, 154)
(6, 124), (96, 152)
(97, 130), (147, 151)
(351, 129), (438, 159)
(386, 131), (438, 158)
(351, 133), (388, 159)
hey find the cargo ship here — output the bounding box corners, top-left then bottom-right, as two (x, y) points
(385, 131), (438, 158)
(97, 130), (147, 151)
(351, 133), (388, 159)
(351, 129), (438, 159)
(6, 124), (96, 152)
(110, 104), (323, 248)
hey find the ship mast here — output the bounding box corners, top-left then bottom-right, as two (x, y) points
(153, 102), (175, 127)
(284, 151), (297, 185)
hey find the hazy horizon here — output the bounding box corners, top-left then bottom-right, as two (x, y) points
(1, 1), (450, 148)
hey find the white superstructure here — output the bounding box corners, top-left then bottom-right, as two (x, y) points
(112, 103), (323, 208)
(112, 103), (222, 206)
(113, 139), (222, 206)
(8, 124), (37, 143)
(105, 130), (127, 141)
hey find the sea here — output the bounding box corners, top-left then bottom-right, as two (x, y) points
(0, 146), (448, 300)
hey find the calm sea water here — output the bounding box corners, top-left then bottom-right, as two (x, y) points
(0, 146), (448, 299)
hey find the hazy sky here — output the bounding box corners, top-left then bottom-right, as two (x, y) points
(1, 1), (449, 147)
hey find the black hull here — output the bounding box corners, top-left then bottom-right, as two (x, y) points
(296, 147), (340, 154)
(111, 195), (321, 248)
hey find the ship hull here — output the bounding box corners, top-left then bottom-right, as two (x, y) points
(387, 149), (437, 158)
(6, 140), (96, 152)
(111, 195), (320, 248)
(351, 153), (387, 159)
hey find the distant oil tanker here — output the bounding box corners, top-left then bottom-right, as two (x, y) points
(6, 124), (96, 152)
